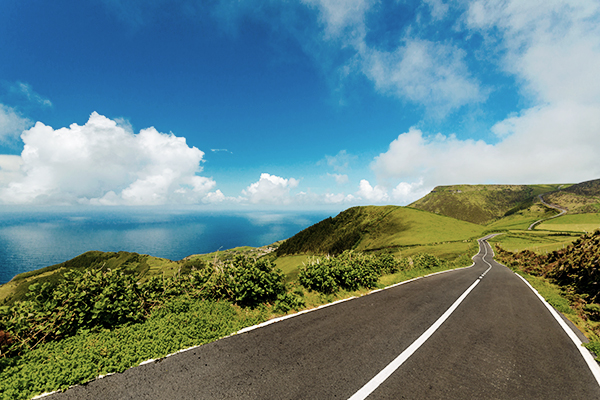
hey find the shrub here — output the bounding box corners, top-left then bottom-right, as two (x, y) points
(412, 253), (442, 269)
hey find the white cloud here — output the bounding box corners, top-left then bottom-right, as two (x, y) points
(324, 192), (355, 204)
(0, 112), (215, 205)
(302, 0), (372, 39)
(465, 0), (600, 105)
(324, 149), (355, 172)
(373, 108), (600, 202)
(9, 82), (53, 108)
(328, 172), (348, 185)
(424, 0), (449, 21)
(363, 39), (485, 116)
(392, 179), (428, 204)
(242, 173), (300, 204)
(0, 104), (32, 143)
(356, 179), (389, 203)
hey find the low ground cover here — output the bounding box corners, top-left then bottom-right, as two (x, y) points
(0, 246), (477, 399)
(537, 213), (600, 233)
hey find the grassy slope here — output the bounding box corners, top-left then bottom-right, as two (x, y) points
(0, 252), (180, 305)
(544, 179), (600, 214)
(488, 231), (581, 254)
(409, 184), (568, 225)
(538, 213), (600, 233)
(273, 206), (484, 277)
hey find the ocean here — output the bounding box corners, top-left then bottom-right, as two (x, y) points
(0, 208), (333, 285)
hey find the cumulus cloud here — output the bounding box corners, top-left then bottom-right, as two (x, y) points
(242, 173), (300, 204)
(0, 104), (32, 143)
(356, 179), (389, 203)
(0, 112), (215, 205)
(373, 108), (600, 202)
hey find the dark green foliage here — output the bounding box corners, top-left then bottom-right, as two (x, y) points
(298, 251), (406, 294)
(412, 253), (443, 269)
(495, 229), (600, 318)
(0, 268), (144, 356)
(0, 298), (267, 400)
(564, 178), (600, 197)
(2, 251), (151, 306)
(226, 256), (286, 307)
(0, 255), (297, 357)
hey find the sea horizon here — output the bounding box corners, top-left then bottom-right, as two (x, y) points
(0, 207), (334, 285)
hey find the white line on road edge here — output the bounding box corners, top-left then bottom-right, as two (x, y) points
(348, 277), (482, 400)
(516, 274), (600, 386)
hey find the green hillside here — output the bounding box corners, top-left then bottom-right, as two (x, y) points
(545, 179), (600, 214)
(276, 205), (484, 257)
(0, 252), (181, 305)
(408, 184), (565, 225)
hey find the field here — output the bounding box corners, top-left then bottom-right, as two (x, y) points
(355, 207), (484, 250)
(488, 231), (580, 254)
(537, 213), (600, 233)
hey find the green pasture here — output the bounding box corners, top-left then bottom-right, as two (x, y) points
(488, 231), (580, 254)
(356, 207), (484, 251)
(537, 213), (600, 233)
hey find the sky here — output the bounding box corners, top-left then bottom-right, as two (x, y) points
(0, 0), (599, 211)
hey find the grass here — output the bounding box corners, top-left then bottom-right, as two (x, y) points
(488, 231), (580, 254)
(355, 207), (484, 250)
(274, 255), (311, 282)
(537, 213), (600, 233)
(486, 203), (558, 231)
(506, 269), (600, 360)
(0, 246), (479, 400)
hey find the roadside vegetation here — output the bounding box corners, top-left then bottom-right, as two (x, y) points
(3, 178), (600, 398)
(0, 239), (477, 399)
(493, 229), (600, 359)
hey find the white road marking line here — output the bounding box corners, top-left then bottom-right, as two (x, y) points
(348, 276), (483, 400)
(516, 274), (600, 386)
(348, 238), (494, 400)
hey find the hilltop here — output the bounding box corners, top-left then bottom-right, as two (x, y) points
(276, 205), (483, 258)
(408, 184), (566, 225)
(544, 179), (600, 214)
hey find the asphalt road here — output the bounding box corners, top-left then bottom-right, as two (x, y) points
(528, 194), (568, 230)
(49, 238), (600, 399)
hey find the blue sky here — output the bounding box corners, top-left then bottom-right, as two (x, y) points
(1, 0), (599, 210)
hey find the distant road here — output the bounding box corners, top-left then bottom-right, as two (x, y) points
(50, 237), (600, 399)
(528, 194), (568, 230)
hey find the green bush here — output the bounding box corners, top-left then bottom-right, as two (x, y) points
(0, 268), (144, 355)
(298, 251), (402, 294)
(0, 255), (291, 357)
(412, 253), (442, 269)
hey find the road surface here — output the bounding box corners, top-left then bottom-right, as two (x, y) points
(49, 237), (600, 399)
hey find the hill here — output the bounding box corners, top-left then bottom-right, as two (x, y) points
(276, 205), (484, 257)
(408, 184), (567, 225)
(545, 179), (600, 214)
(0, 244), (278, 306)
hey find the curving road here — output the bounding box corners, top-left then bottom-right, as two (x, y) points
(49, 237), (600, 399)
(528, 194), (568, 230)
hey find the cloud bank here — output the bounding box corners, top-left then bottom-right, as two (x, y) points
(0, 112), (216, 205)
